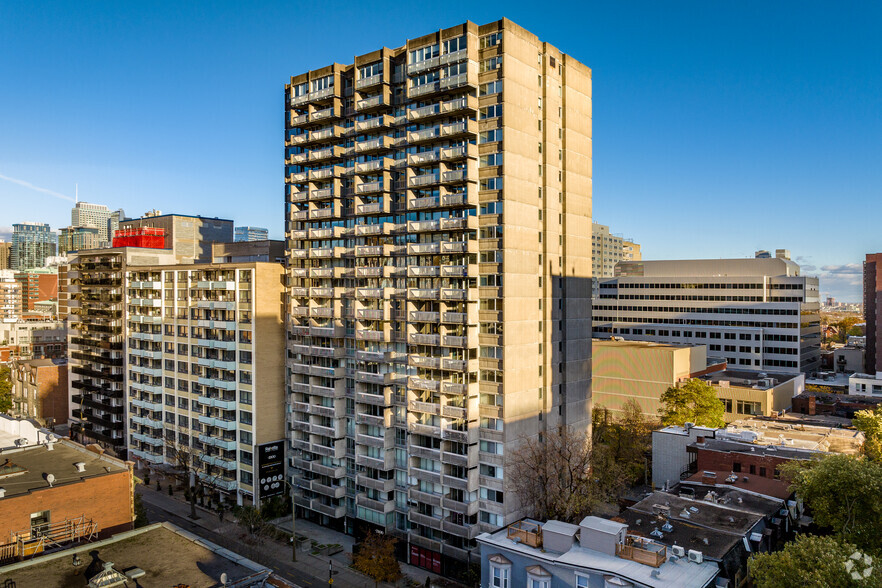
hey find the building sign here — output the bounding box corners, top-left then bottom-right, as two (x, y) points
(257, 441), (285, 500)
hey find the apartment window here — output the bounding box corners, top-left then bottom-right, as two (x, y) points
(409, 44), (439, 63)
(240, 390), (252, 405)
(480, 104), (502, 119)
(310, 75), (333, 92)
(480, 153), (503, 167)
(177, 380), (188, 392)
(480, 346), (503, 360)
(480, 511), (503, 526)
(479, 129), (503, 143)
(480, 488), (504, 503)
(479, 201), (503, 215)
(479, 81), (503, 96)
(240, 470), (253, 485)
(528, 574), (549, 588)
(359, 62), (382, 79)
(480, 32), (501, 49)
(443, 35), (466, 54)
(240, 450), (253, 466)
(177, 414), (188, 427)
(480, 177), (503, 191)
(480, 440), (503, 454)
(240, 430), (253, 445)
(239, 350), (252, 364)
(239, 371), (253, 385)
(737, 400), (762, 415)
(480, 56), (502, 72)
(490, 563), (510, 588)
(239, 411), (253, 425)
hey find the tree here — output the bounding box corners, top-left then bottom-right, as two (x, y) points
(164, 432), (213, 520)
(0, 366), (13, 413)
(508, 425), (616, 523)
(659, 379), (725, 428)
(782, 454), (882, 554)
(749, 534), (880, 588)
(351, 531), (401, 588)
(133, 492), (149, 528)
(233, 505), (271, 544)
(854, 406), (882, 461)
(593, 400), (656, 486)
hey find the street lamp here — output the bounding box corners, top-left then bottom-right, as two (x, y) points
(283, 478), (298, 562)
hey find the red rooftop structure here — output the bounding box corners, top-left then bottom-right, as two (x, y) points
(111, 227), (166, 249)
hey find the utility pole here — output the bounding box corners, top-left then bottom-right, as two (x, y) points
(328, 559), (333, 585)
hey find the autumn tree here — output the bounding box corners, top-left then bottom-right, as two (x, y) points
(164, 432), (211, 520)
(782, 454), (882, 554)
(0, 366), (13, 413)
(659, 379), (725, 428)
(593, 399), (656, 485)
(233, 505), (271, 544)
(351, 531), (401, 588)
(854, 405), (882, 461)
(508, 425), (621, 523)
(749, 534), (881, 588)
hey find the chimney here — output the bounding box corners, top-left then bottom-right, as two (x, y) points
(0, 488), (5, 498)
(696, 436), (705, 444)
(74, 462), (86, 473)
(701, 471), (717, 486)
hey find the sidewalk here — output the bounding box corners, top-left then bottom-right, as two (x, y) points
(135, 475), (441, 587)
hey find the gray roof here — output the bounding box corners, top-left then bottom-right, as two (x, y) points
(542, 520), (580, 536)
(580, 516), (627, 535)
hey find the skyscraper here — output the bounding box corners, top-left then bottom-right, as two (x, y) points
(234, 226), (270, 242)
(11, 223), (56, 270)
(864, 253), (882, 375)
(284, 18), (592, 572)
(58, 226), (101, 255)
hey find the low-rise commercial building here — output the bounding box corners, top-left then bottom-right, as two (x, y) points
(849, 371), (882, 396)
(125, 262), (286, 505)
(0, 436), (134, 563)
(10, 358), (68, 425)
(592, 340), (802, 422)
(478, 516), (720, 588)
(792, 390), (882, 418)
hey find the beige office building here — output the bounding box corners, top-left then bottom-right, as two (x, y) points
(124, 262), (285, 504)
(284, 19), (592, 571)
(120, 214), (234, 263)
(593, 340), (803, 422)
(594, 254), (822, 374)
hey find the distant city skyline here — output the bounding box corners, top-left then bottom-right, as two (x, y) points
(2, 2), (880, 300)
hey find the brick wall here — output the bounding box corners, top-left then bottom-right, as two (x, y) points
(0, 470), (133, 541)
(695, 446), (791, 479)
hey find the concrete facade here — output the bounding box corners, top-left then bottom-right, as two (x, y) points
(211, 239), (286, 263)
(71, 201), (115, 245)
(284, 18), (592, 570)
(594, 256), (821, 374)
(0, 271), (21, 323)
(125, 262), (286, 504)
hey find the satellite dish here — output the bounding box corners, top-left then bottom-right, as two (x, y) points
(220, 572), (228, 585)
(46, 473), (55, 487)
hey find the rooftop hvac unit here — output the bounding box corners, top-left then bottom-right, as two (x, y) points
(688, 549), (704, 564)
(671, 545), (686, 557)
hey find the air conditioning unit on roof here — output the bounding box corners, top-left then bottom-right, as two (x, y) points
(671, 545), (685, 557)
(688, 549), (704, 564)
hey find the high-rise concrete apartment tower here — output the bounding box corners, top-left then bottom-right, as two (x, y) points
(864, 253), (882, 375)
(284, 19), (592, 573)
(71, 202), (114, 245)
(11, 223), (56, 270)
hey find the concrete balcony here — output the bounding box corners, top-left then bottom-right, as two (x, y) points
(441, 405), (467, 419)
(355, 137), (393, 153)
(355, 308), (385, 320)
(311, 501), (346, 519)
(197, 415), (237, 431)
(311, 105), (338, 122)
(310, 440), (346, 460)
(356, 199), (391, 215)
(407, 81), (440, 99)
(409, 311), (440, 322)
(310, 187), (335, 200)
(355, 371), (398, 386)
(355, 114), (391, 130)
(440, 120), (477, 140)
(355, 432), (394, 450)
(407, 242), (440, 255)
(409, 421), (441, 437)
(308, 126), (342, 143)
(409, 512), (443, 530)
(131, 398), (163, 412)
(442, 496), (479, 516)
(355, 244), (395, 257)
(356, 494), (395, 514)
(408, 487), (442, 508)
(356, 475), (395, 493)
(408, 172), (440, 188)
(442, 519), (479, 539)
(409, 400), (440, 416)
(442, 427), (478, 445)
(408, 127), (441, 144)
(409, 333), (440, 346)
(408, 195), (440, 210)
(308, 87), (336, 102)
(310, 381), (346, 398)
(356, 389), (392, 407)
(410, 466), (442, 485)
(408, 266), (440, 278)
(441, 288), (469, 302)
(441, 240), (477, 254)
(309, 145), (345, 162)
(408, 354), (441, 369)
(406, 56), (440, 75)
(131, 433), (163, 447)
(356, 180), (385, 195)
(201, 454), (237, 470)
(199, 435), (236, 451)
(307, 479), (346, 499)
(355, 451), (394, 470)
(441, 312), (473, 325)
(442, 381), (470, 395)
(443, 333), (472, 347)
(355, 329), (386, 342)
(407, 151), (441, 167)
(131, 415), (163, 429)
(356, 158), (391, 173)
(310, 420), (346, 438)
(441, 191), (477, 207)
(198, 396), (238, 411)
(356, 94), (386, 110)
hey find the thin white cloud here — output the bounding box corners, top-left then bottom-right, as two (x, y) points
(0, 173), (75, 202)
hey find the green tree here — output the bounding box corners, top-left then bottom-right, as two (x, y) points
(749, 534), (881, 588)
(0, 366), (13, 413)
(658, 379), (725, 428)
(351, 531), (401, 588)
(133, 492), (149, 528)
(782, 454), (882, 554)
(854, 406), (882, 461)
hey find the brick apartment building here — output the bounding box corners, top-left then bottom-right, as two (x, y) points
(10, 358), (69, 426)
(0, 438), (134, 563)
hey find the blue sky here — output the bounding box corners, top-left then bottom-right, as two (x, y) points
(1, 1), (879, 300)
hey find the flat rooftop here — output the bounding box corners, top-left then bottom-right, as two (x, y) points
(0, 440), (128, 498)
(700, 369), (799, 390)
(0, 523), (271, 587)
(724, 417), (864, 453)
(593, 339), (695, 351)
